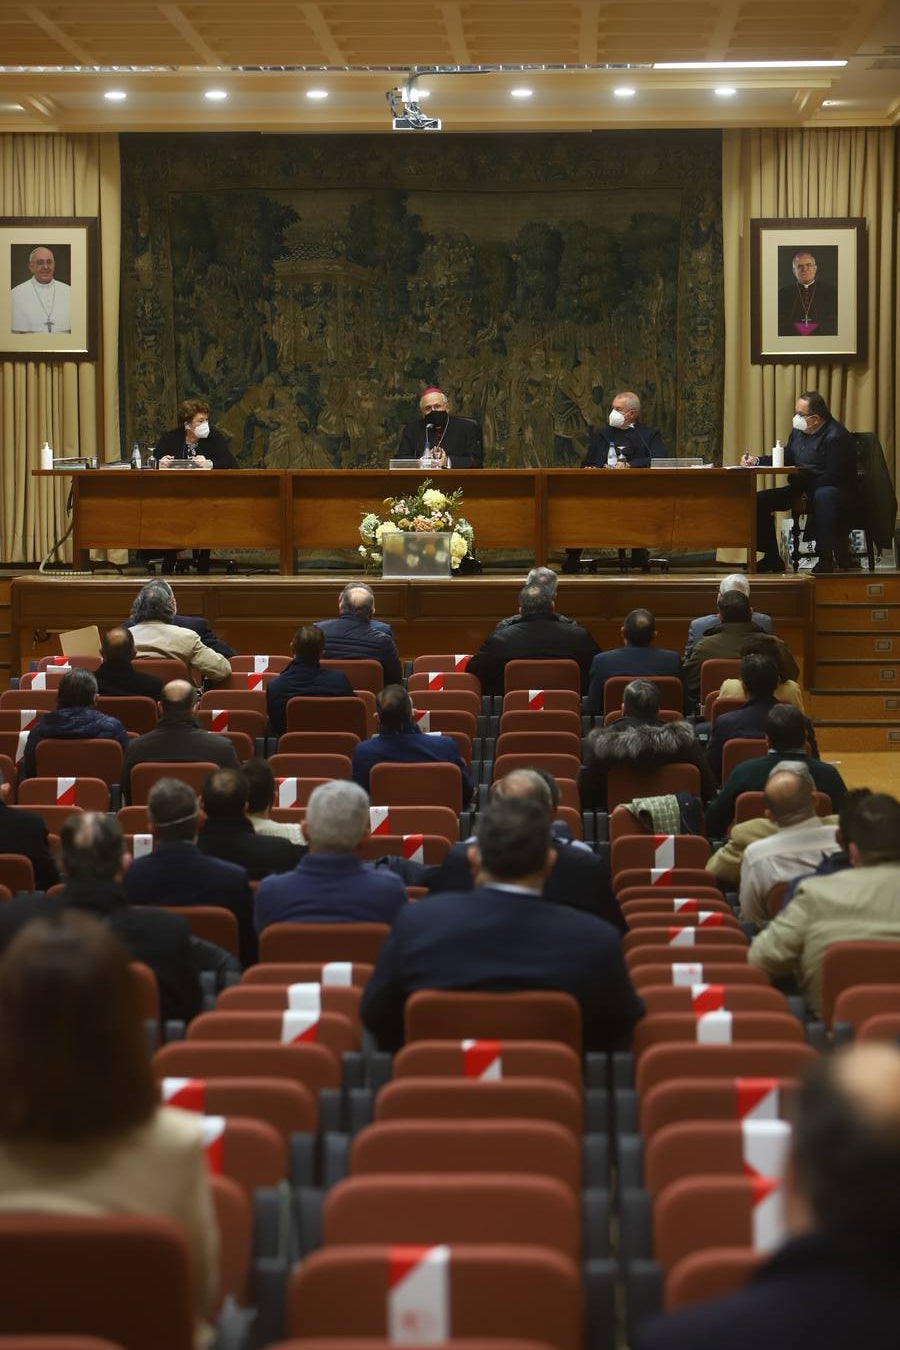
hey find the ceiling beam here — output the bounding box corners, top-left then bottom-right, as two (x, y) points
(439, 3), (472, 64)
(578, 2), (599, 63)
(157, 4), (223, 66)
(298, 4), (346, 65)
(21, 5), (94, 64)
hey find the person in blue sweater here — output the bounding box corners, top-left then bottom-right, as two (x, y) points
(352, 684), (474, 807)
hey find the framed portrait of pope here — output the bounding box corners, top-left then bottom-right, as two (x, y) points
(0, 216), (98, 360)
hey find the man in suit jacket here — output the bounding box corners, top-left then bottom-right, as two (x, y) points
(95, 626), (164, 701)
(126, 579), (232, 684)
(467, 582), (599, 696)
(634, 1043), (900, 1350)
(427, 767), (625, 932)
(0, 768), (59, 890)
(197, 767), (302, 881)
(266, 624), (355, 740)
(0, 812), (201, 1024)
(122, 776), (257, 966)
(360, 794), (644, 1053)
(705, 705), (845, 839)
(585, 607), (685, 716)
(397, 386), (484, 469)
(121, 680), (240, 803)
(749, 793), (900, 1015)
(706, 654), (817, 787)
(315, 583), (402, 687)
(352, 684), (474, 808)
(684, 574), (773, 660)
(683, 589), (797, 704)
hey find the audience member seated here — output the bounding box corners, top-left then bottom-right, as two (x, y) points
(0, 912), (217, 1346)
(360, 794), (644, 1053)
(242, 757), (305, 845)
(266, 623), (354, 740)
(739, 763), (840, 926)
(467, 581), (599, 696)
(127, 579), (231, 684)
(633, 1044), (900, 1350)
(705, 705), (846, 840)
(494, 567), (577, 629)
(121, 680), (240, 804)
(0, 813), (201, 1024)
(19, 667), (129, 783)
(0, 766), (59, 890)
(254, 780), (407, 933)
(585, 606), (685, 716)
(683, 572), (773, 660)
(198, 767), (302, 881)
(427, 767), (625, 931)
(122, 777), (257, 967)
(718, 630), (805, 711)
(580, 679), (715, 811)
(352, 684), (474, 807)
(315, 583), (402, 686)
(95, 626), (163, 700)
(125, 576), (236, 659)
(780, 788), (870, 907)
(749, 793), (900, 1015)
(706, 652), (816, 787)
(684, 589), (798, 704)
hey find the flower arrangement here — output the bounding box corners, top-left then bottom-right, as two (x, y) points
(359, 479), (475, 571)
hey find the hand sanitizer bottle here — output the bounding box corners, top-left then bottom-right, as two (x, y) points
(40, 441), (53, 471)
(607, 445), (618, 468)
(772, 439), (784, 469)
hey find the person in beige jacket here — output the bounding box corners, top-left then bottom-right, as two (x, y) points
(128, 578), (230, 685)
(749, 793), (900, 1014)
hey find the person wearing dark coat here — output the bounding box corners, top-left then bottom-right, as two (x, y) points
(580, 679), (716, 811)
(121, 680), (240, 804)
(0, 812), (202, 1025)
(427, 767), (625, 933)
(683, 589), (797, 704)
(467, 583), (599, 697)
(197, 767), (302, 882)
(585, 608), (685, 716)
(152, 396), (236, 574)
(20, 667), (129, 783)
(351, 685), (474, 808)
(0, 770), (59, 890)
(315, 583), (402, 687)
(633, 1045), (900, 1350)
(397, 387), (483, 469)
(742, 390), (857, 574)
(266, 624), (354, 740)
(122, 777), (258, 967)
(706, 653), (819, 787)
(94, 626), (164, 701)
(361, 795), (643, 1053)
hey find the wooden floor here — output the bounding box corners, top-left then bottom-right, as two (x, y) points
(822, 752), (900, 796)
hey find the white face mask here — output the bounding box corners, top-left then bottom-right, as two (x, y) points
(191, 420), (210, 439)
(792, 413), (809, 433)
(608, 409), (627, 429)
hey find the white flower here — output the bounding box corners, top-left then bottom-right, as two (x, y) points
(360, 513), (380, 538)
(375, 521), (401, 542)
(372, 552), (382, 564)
(423, 488), (447, 510)
(450, 531), (469, 562)
(358, 544), (368, 556)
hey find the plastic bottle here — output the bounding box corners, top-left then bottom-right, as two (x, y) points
(607, 445), (618, 468)
(131, 442), (142, 469)
(772, 439), (784, 469)
(39, 441), (53, 471)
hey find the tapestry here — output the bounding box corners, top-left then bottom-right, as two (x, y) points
(121, 131), (723, 469)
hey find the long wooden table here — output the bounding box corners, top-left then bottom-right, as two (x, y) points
(44, 466), (766, 573)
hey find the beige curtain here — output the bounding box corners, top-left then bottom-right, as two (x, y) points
(0, 133), (121, 563)
(722, 127), (897, 481)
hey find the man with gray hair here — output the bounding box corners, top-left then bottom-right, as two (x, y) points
(738, 761), (840, 926)
(467, 581), (599, 696)
(126, 580), (232, 683)
(495, 567), (578, 631)
(253, 779), (407, 933)
(315, 583), (402, 686)
(19, 667), (129, 782)
(684, 573), (773, 660)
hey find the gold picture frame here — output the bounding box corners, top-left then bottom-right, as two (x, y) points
(0, 216), (98, 360)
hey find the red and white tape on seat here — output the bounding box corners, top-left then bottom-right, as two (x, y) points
(322, 961), (353, 986)
(280, 1009), (321, 1044)
(54, 777), (77, 806)
(736, 1077), (781, 1122)
(161, 1077), (207, 1112)
(370, 806), (392, 835)
(276, 777), (300, 808)
(387, 1244), (450, 1343)
(526, 689), (546, 709)
(461, 1039), (502, 1080)
(200, 1115), (226, 1174)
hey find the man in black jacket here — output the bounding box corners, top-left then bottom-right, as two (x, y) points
(0, 767), (59, 891)
(397, 387), (483, 468)
(95, 627), (163, 701)
(467, 582), (599, 696)
(198, 767), (302, 881)
(315, 584), (402, 687)
(0, 812), (201, 1025)
(121, 680), (240, 803)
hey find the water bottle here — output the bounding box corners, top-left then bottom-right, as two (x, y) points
(607, 445), (618, 468)
(772, 439), (784, 469)
(131, 442), (142, 469)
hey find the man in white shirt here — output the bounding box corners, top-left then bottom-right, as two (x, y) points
(739, 761), (839, 926)
(10, 246), (72, 333)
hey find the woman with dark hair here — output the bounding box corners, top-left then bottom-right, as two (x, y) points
(153, 396), (236, 574)
(0, 912), (218, 1344)
(718, 631), (805, 711)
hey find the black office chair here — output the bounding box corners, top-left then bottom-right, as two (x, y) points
(789, 432), (895, 573)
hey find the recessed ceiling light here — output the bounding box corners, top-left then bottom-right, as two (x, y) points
(714, 87), (737, 97)
(821, 99), (842, 107)
(510, 87), (533, 99)
(306, 89), (328, 100)
(104, 89), (127, 102)
(205, 89), (228, 102)
(614, 86), (636, 98)
(654, 60), (846, 70)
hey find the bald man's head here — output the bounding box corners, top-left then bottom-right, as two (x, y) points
(765, 763), (816, 827)
(792, 1045), (900, 1251)
(160, 679), (198, 717)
